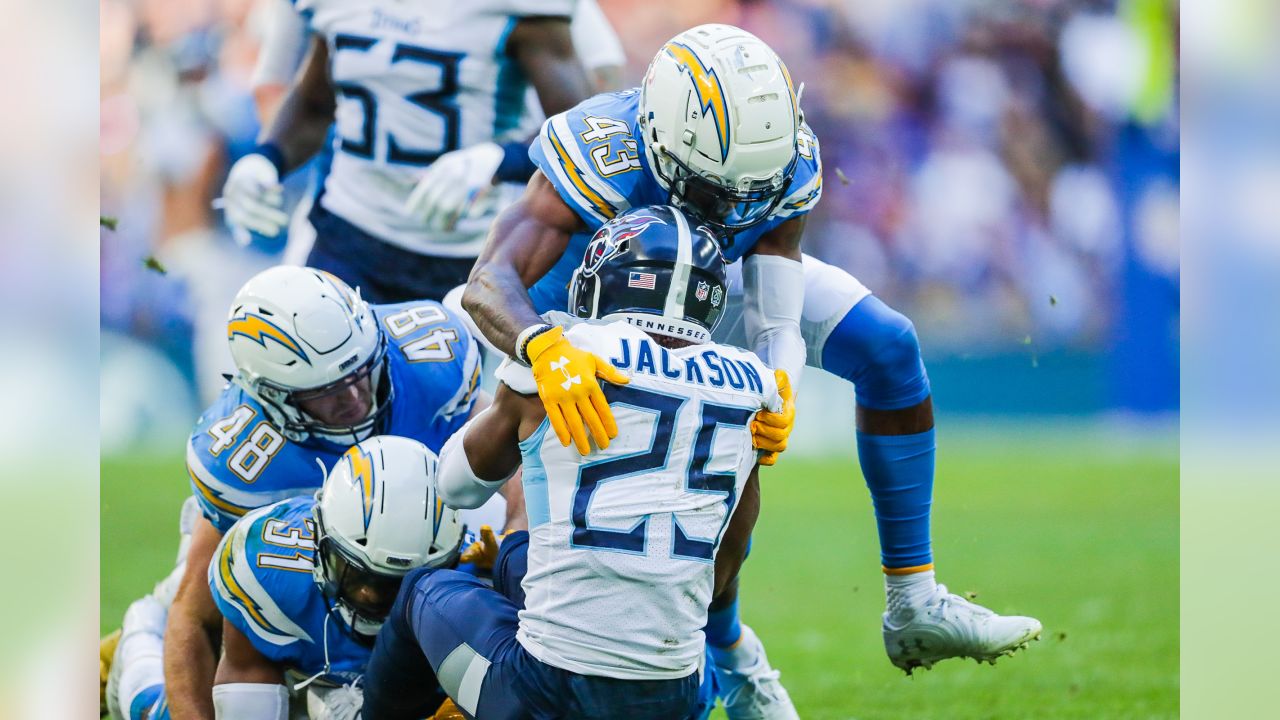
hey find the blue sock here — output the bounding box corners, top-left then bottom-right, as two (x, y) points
(705, 597), (742, 649)
(856, 429), (935, 570)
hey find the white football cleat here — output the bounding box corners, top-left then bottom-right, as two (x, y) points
(715, 625), (800, 720)
(883, 584), (1041, 674)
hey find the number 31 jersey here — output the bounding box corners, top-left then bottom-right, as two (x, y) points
(188, 300), (480, 534)
(498, 320), (782, 681)
(295, 0), (574, 255)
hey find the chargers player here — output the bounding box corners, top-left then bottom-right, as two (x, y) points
(462, 22), (1042, 698)
(361, 206), (776, 720)
(104, 266), (504, 720)
(115, 436), (472, 720)
(219, 0), (599, 303)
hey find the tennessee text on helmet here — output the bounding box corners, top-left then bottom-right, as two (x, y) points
(569, 205), (728, 343)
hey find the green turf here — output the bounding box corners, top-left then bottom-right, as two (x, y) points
(101, 432), (1177, 719)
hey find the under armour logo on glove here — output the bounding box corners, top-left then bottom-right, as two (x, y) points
(550, 356), (582, 391)
(527, 325), (630, 455)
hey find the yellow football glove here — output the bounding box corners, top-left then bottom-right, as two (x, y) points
(527, 325), (629, 455)
(459, 525), (502, 571)
(432, 698), (467, 719)
(752, 370), (795, 466)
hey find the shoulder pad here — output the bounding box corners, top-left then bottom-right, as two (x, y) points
(774, 124), (823, 220)
(210, 500), (317, 653)
(188, 399), (325, 533)
(530, 92), (645, 229)
(377, 301), (483, 430)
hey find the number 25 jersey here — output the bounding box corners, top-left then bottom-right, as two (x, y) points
(498, 320), (782, 681)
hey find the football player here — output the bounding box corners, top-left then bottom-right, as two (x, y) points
(361, 206), (776, 720)
(103, 266), (506, 720)
(219, 0), (601, 303)
(112, 436), (474, 720)
(461, 21), (1042, 699)
(246, 0), (626, 269)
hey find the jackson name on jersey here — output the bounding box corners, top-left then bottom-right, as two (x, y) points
(497, 319), (782, 680)
(295, 0), (575, 255)
(188, 300), (480, 533)
(526, 88), (823, 314)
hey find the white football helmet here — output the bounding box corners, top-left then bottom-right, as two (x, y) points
(313, 436), (464, 636)
(639, 24), (802, 233)
(227, 266), (388, 444)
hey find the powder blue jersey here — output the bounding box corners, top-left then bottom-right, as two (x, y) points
(527, 89), (823, 313)
(209, 496), (370, 683)
(188, 300), (481, 533)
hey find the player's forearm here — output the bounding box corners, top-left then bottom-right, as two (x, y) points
(260, 38), (333, 174)
(742, 254), (807, 384)
(464, 260), (544, 357)
(714, 469), (761, 599)
(163, 609), (220, 720)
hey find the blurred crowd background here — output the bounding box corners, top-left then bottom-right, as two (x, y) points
(98, 0), (1180, 452)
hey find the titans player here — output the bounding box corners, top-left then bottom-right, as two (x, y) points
(219, 0), (598, 303)
(104, 266), (508, 720)
(462, 22), (1042, 701)
(362, 206), (774, 720)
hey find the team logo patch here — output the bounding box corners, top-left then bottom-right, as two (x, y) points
(696, 280), (710, 302)
(227, 312), (311, 365)
(628, 272), (657, 290)
(710, 286), (724, 307)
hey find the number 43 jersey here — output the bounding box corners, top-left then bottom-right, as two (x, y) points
(498, 320), (782, 680)
(188, 300), (480, 534)
(295, 0), (574, 255)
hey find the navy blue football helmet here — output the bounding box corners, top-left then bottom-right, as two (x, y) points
(568, 205), (729, 343)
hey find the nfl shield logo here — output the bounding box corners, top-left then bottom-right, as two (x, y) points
(696, 281), (710, 302)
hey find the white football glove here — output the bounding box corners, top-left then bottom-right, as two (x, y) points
(218, 153), (289, 243)
(404, 142), (504, 232)
(306, 683), (363, 720)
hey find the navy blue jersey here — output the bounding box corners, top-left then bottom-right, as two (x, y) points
(188, 300), (481, 533)
(527, 89), (822, 313)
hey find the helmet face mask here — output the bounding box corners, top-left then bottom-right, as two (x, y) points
(652, 146), (797, 234)
(257, 338), (392, 448)
(311, 437), (464, 638)
(312, 509), (406, 640)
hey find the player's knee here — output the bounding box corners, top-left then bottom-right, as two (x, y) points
(823, 297), (930, 409)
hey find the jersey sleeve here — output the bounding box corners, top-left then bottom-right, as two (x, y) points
(251, 0), (311, 89)
(187, 400), (323, 534)
(571, 0), (625, 71)
(529, 97), (640, 229)
(209, 503), (317, 663)
(772, 123), (823, 221)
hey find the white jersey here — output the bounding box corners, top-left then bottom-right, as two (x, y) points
(498, 320), (782, 680)
(297, 0), (574, 256)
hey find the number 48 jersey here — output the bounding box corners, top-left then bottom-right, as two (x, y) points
(296, 0), (574, 255)
(188, 300), (480, 534)
(498, 320), (782, 681)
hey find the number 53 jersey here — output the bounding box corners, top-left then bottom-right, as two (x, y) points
(188, 300), (480, 534)
(295, 0), (574, 255)
(498, 320), (782, 680)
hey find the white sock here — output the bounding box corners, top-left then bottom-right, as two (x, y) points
(885, 569), (938, 625)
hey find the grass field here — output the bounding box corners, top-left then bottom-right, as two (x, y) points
(101, 426), (1177, 719)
